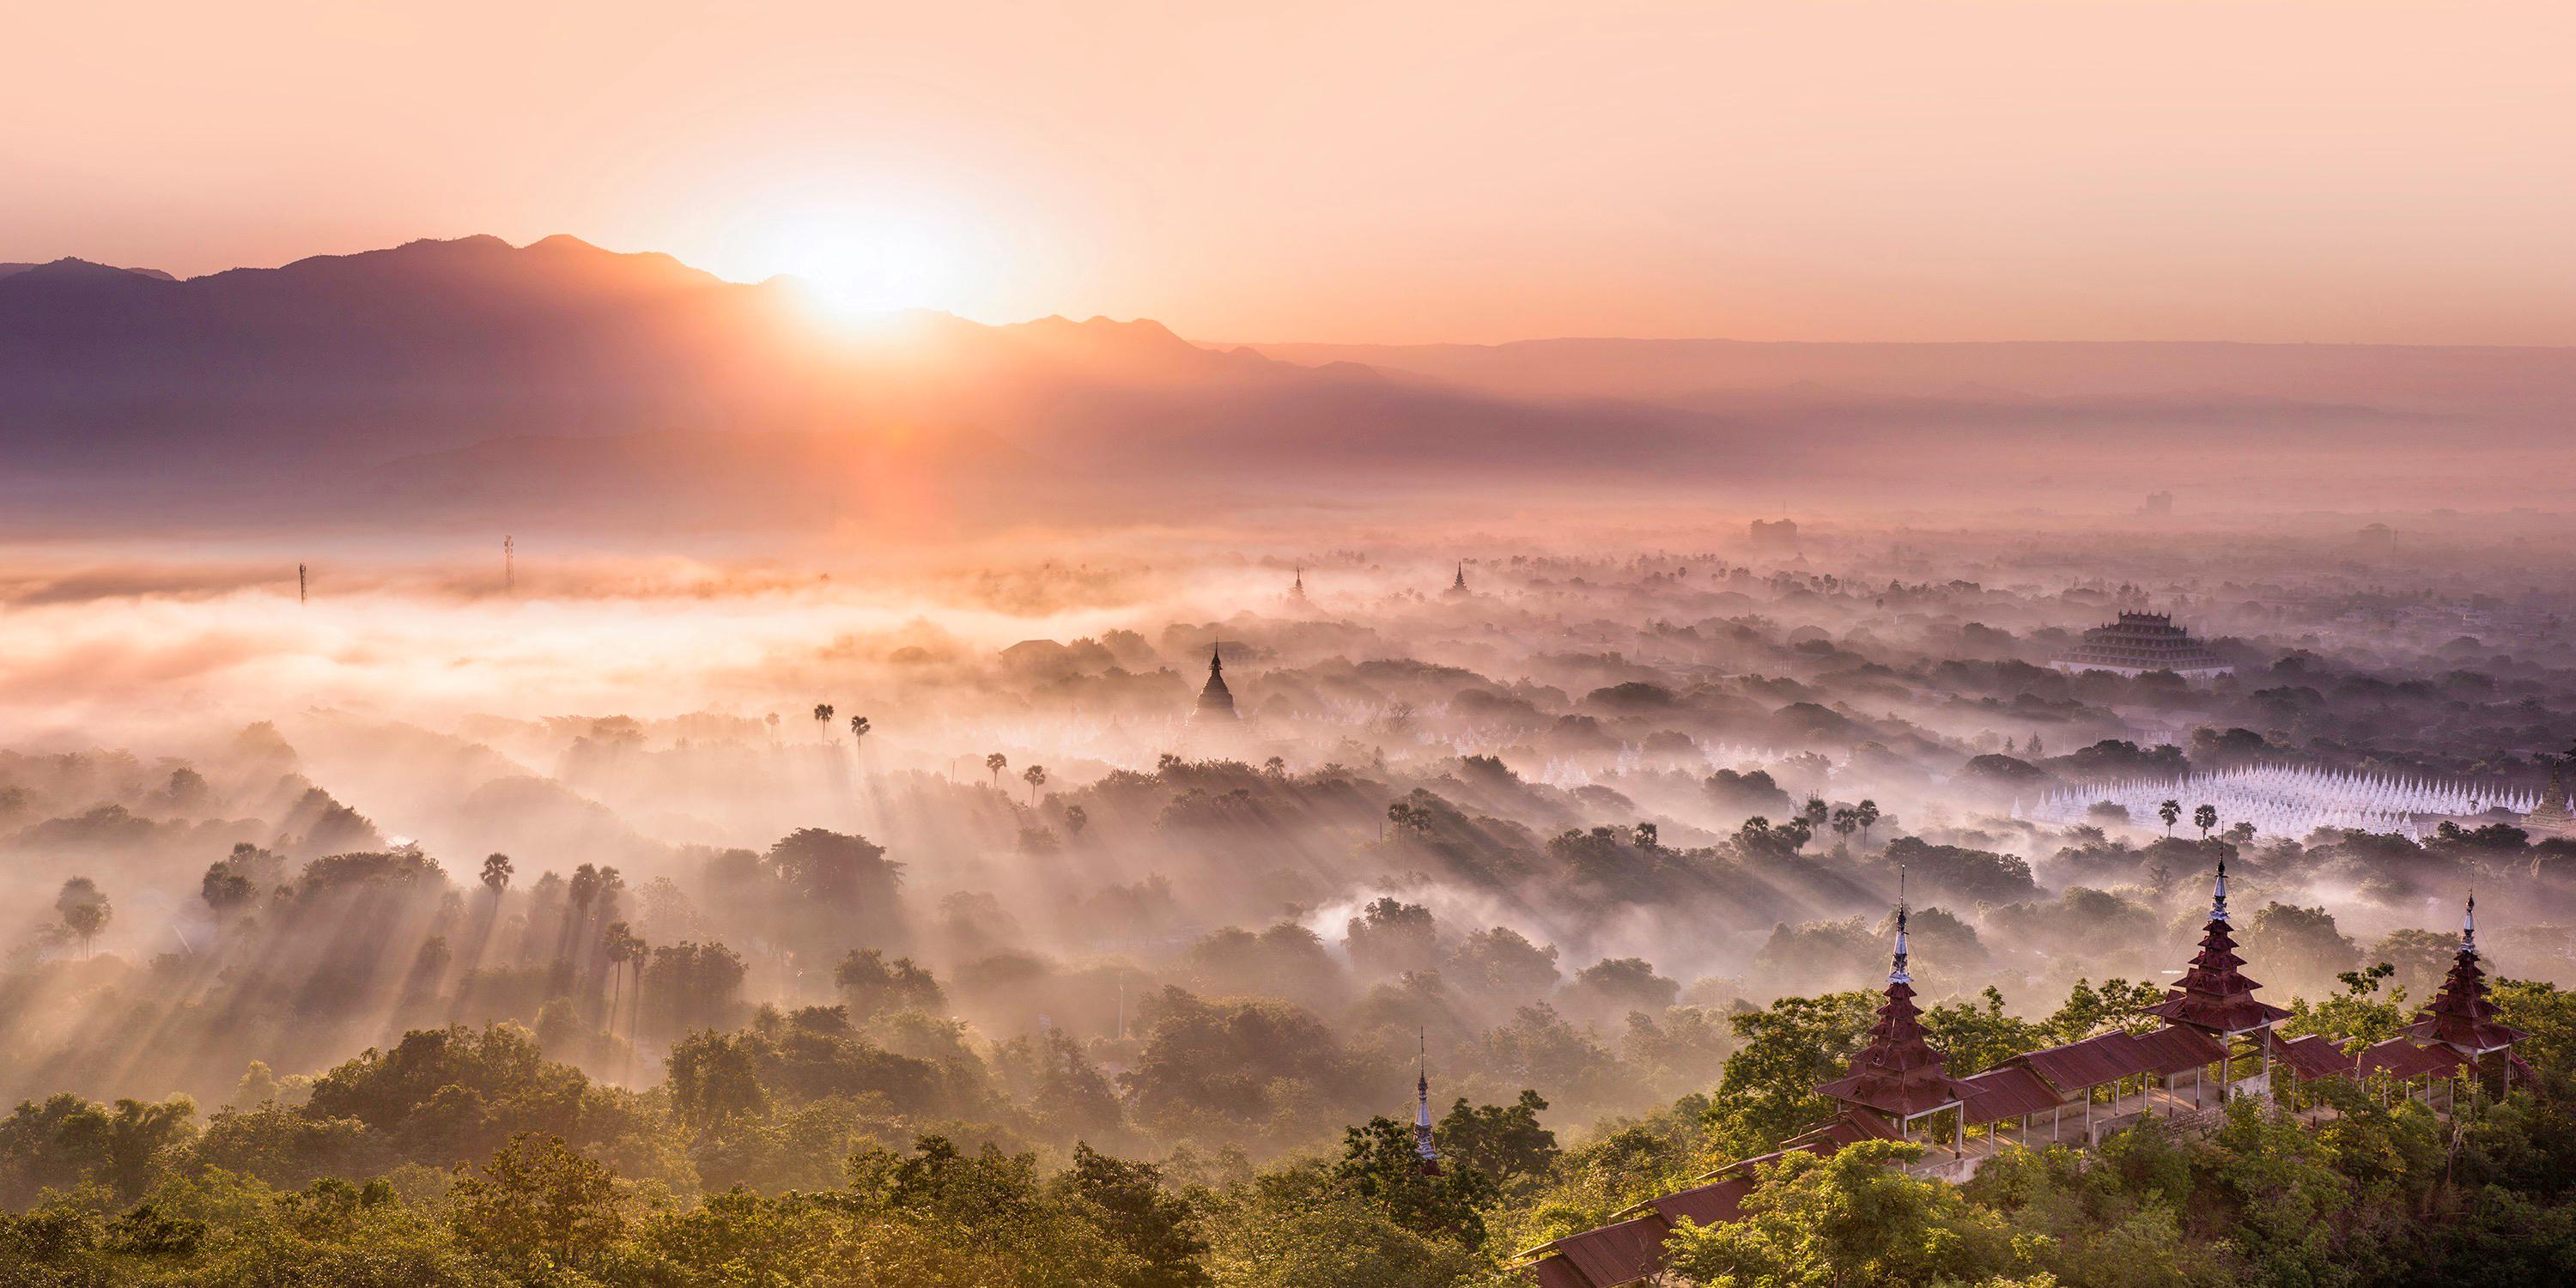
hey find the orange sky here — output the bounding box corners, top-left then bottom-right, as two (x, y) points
(11, 1), (2575, 344)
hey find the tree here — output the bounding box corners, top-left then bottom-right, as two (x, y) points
(1023, 763), (1048, 804)
(1853, 799), (1880, 845)
(1665, 1140), (2027, 1285)
(1066, 1144), (1210, 1288)
(987, 752), (1009, 787)
(448, 1133), (625, 1277)
(601, 921), (646, 1062)
(811, 702), (834, 740)
(2194, 803), (2218, 840)
(848, 714), (871, 746)
(1063, 805), (1089, 840)
(1329, 1115), (1498, 1245)
(480, 853), (513, 896)
(1830, 805), (1858, 848)
(1434, 1091), (1558, 1184)
(1798, 798), (1829, 831)
(55, 878), (110, 960)
(1631, 821), (1657, 850)
(2227, 820), (2257, 845)
(836, 948), (946, 1018)
(200, 858), (256, 918)
(2159, 799), (2182, 835)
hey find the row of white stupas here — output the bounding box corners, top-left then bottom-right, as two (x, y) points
(2017, 762), (2537, 841)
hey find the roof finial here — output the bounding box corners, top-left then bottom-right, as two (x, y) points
(2209, 852), (2231, 926)
(2463, 889), (2476, 954)
(1413, 1028), (1438, 1164)
(1889, 864), (1912, 985)
(1210, 641), (1223, 676)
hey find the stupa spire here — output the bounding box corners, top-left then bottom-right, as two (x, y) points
(1889, 865), (1911, 985)
(1413, 1030), (1441, 1172)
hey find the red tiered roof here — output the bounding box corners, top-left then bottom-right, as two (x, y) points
(1814, 902), (1978, 1118)
(2146, 858), (2291, 1035)
(2405, 896), (2528, 1055)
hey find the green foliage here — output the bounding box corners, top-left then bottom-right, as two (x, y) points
(1665, 1139), (2039, 1285)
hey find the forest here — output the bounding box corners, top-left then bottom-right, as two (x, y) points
(3, 525), (2574, 1285)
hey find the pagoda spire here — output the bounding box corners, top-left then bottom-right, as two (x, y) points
(2146, 851), (2287, 1035)
(1814, 865), (1973, 1121)
(1889, 865), (1911, 985)
(2408, 890), (2526, 1058)
(1413, 1030), (1442, 1174)
(1194, 641), (1238, 720)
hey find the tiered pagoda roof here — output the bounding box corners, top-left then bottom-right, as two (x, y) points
(2055, 611), (2227, 675)
(2406, 896), (2528, 1055)
(2145, 856), (2290, 1035)
(1814, 896), (1978, 1118)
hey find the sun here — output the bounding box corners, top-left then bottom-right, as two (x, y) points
(760, 210), (967, 318)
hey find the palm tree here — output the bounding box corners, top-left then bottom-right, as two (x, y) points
(2158, 799), (2182, 835)
(1854, 799), (1880, 846)
(480, 853), (514, 896)
(601, 921), (643, 1046)
(813, 703), (835, 740)
(848, 714), (871, 748)
(987, 752), (1008, 788)
(1022, 763), (1048, 804)
(2194, 804), (2217, 841)
(1831, 806), (1859, 848)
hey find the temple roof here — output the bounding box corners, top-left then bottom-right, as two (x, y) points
(2145, 856), (2290, 1034)
(2406, 896), (2528, 1054)
(1195, 643), (1237, 718)
(1814, 893), (1978, 1118)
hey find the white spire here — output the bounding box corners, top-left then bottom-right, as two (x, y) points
(2463, 890), (2476, 954)
(1889, 865), (1912, 985)
(2209, 854), (2231, 925)
(1413, 1030), (1438, 1163)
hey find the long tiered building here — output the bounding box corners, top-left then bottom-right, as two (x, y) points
(2051, 611), (2230, 677)
(1515, 866), (2529, 1288)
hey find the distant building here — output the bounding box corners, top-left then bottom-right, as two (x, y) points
(1748, 518), (1799, 550)
(1195, 644), (1237, 720)
(2051, 611), (2231, 677)
(2357, 523), (2397, 554)
(1287, 565), (1309, 605)
(1443, 561), (1470, 599)
(2524, 762), (2576, 840)
(2140, 490), (2173, 517)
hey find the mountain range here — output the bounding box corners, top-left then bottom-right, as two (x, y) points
(4, 234), (2569, 532)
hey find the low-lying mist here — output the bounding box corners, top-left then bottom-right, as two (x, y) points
(5, 507), (2575, 1167)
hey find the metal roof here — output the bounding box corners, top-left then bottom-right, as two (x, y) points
(1958, 1064), (2065, 1125)
(2008, 1030), (2154, 1093)
(1616, 1176), (1755, 1228)
(2274, 1033), (2357, 1081)
(2355, 1037), (2464, 1080)
(2130, 1024), (2229, 1076)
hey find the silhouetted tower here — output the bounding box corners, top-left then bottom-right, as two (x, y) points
(1289, 564), (1309, 605)
(1196, 643), (1237, 720)
(1443, 561), (1469, 598)
(504, 535), (514, 592)
(297, 563), (307, 605)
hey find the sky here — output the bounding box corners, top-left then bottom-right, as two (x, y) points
(10, 1), (2576, 345)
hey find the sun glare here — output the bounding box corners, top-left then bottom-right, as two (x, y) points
(761, 210), (967, 319)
